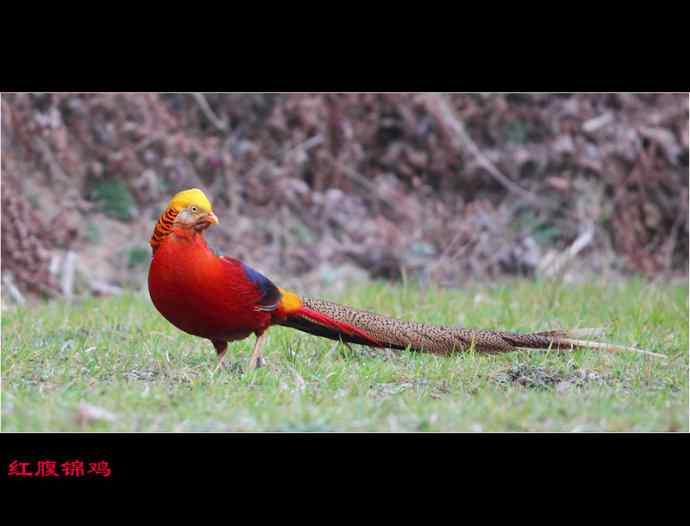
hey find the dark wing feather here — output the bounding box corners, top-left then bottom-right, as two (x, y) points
(239, 261), (282, 311)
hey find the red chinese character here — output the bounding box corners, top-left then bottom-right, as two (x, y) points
(88, 461), (112, 478)
(61, 460), (85, 477)
(35, 460), (59, 478)
(8, 460), (33, 477)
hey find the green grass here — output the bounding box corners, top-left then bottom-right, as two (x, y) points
(2, 278), (688, 432)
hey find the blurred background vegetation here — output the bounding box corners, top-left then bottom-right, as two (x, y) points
(1, 93), (687, 304)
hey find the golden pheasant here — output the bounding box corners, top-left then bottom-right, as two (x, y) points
(147, 188), (664, 369)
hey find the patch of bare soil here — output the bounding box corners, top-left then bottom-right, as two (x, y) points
(491, 365), (606, 391)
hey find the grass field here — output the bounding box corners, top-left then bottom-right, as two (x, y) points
(2, 278), (688, 432)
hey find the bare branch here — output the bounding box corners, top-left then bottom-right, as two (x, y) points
(419, 93), (550, 209)
(192, 93), (228, 132)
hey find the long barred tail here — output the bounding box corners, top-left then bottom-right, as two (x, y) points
(279, 298), (665, 358)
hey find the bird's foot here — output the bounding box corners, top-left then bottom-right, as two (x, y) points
(247, 354), (265, 371)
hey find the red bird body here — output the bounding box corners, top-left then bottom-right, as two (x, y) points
(149, 227), (274, 343)
(148, 222), (372, 362)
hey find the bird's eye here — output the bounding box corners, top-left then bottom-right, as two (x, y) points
(191, 206), (198, 213)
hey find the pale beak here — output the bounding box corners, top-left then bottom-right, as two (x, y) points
(206, 211), (219, 225)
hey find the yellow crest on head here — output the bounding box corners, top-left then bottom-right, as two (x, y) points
(167, 188), (213, 212)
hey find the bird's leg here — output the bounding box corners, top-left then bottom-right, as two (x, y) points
(212, 340), (228, 369)
(248, 331), (268, 370)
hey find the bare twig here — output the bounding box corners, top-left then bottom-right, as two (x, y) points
(538, 225), (595, 277)
(60, 250), (77, 301)
(419, 93), (552, 209)
(89, 280), (123, 297)
(34, 136), (69, 181)
(192, 93), (228, 132)
(244, 134), (325, 181)
(288, 134), (324, 155)
(2, 274), (26, 305)
(582, 112), (613, 133)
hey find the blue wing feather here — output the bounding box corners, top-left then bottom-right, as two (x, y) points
(240, 262), (282, 311)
